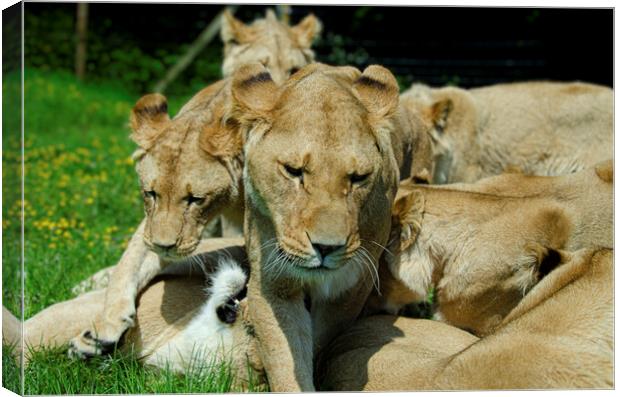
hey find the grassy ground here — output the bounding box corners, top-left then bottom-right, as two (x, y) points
(1, 70), (264, 393)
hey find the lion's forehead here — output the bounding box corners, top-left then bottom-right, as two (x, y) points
(271, 109), (377, 158)
(251, 19), (296, 43)
(139, 150), (228, 195)
(232, 41), (306, 66)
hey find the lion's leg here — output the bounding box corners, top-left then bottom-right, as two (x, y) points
(312, 277), (373, 356)
(29, 290), (105, 351)
(69, 219), (160, 358)
(247, 278), (314, 392)
(71, 265), (116, 296)
(1, 291), (105, 364)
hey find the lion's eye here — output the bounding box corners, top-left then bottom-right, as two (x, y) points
(350, 172), (371, 185)
(227, 39), (239, 46)
(288, 67), (300, 75)
(283, 164), (303, 180)
(186, 195), (206, 206)
(144, 190), (156, 200)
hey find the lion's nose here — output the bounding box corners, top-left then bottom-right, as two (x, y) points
(312, 243), (344, 260)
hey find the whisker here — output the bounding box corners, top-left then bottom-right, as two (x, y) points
(193, 255), (209, 278)
(361, 238), (394, 258)
(260, 237), (279, 250)
(358, 246), (381, 294)
(274, 250), (292, 281)
(353, 252), (379, 295)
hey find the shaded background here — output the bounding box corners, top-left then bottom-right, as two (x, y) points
(17, 3), (614, 95)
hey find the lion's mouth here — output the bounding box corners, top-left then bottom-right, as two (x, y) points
(272, 242), (348, 272)
(145, 240), (199, 261)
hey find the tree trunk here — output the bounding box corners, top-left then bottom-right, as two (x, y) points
(74, 3), (89, 81)
(277, 4), (291, 24)
(152, 6), (238, 94)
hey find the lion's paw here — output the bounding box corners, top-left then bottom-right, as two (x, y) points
(68, 330), (117, 360)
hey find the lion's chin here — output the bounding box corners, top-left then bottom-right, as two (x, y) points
(148, 243), (198, 262)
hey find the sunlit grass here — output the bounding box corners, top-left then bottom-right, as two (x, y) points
(1, 69), (258, 393)
(2, 344), (266, 394)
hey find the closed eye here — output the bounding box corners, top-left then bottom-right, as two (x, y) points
(350, 172), (371, 185)
(143, 190), (156, 199)
(186, 195), (206, 206)
(288, 67), (300, 75)
(281, 163), (304, 183)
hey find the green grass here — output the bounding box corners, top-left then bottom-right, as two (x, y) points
(17, 346), (265, 394)
(2, 69), (263, 393)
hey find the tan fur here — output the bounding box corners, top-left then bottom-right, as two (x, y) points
(367, 161), (612, 335)
(400, 81), (613, 183)
(321, 249), (612, 390)
(221, 9), (321, 85)
(4, 239), (266, 390)
(318, 316), (478, 391)
(69, 81), (249, 357)
(232, 63), (401, 391)
(435, 248), (614, 389)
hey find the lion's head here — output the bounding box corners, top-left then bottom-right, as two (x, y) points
(129, 80), (244, 260)
(232, 63), (400, 296)
(221, 9), (321, 85)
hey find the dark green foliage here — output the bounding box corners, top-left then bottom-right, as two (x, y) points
(2, 344), (22, 395)
(24, 6), (224, 95)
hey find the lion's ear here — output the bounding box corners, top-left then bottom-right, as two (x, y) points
(130, 93), (169, 149)
(220, 9), (248, 44)
(430, 98), (453, 131)
(291, 14), (322, 48)
(321, 64), (361, 84)
(199, 107), (243, 159)
(231, 63), (279, 123)
(595, 160), (613, 183)
(392, 190), (425, 251)
(353, 65), (400, 120)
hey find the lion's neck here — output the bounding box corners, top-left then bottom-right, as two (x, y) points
(392, 214), (456, 301)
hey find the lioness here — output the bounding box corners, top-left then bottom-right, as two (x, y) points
(400, 81), (613, 183)
(231, 62), (401, 391)
(221, 9), (321, 84)
(320, 248), (613, 390)
(366, 160), (613, 335)
(68, 80), (251, 357)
